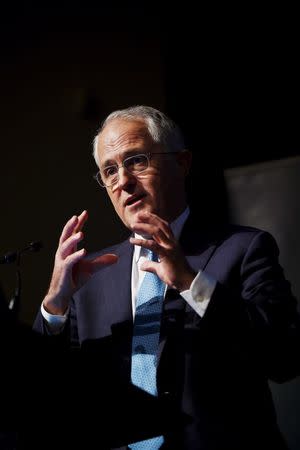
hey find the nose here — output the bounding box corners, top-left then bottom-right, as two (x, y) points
(114, 166), (136, 191)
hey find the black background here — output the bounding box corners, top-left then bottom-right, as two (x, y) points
(0, 3), (299, 449)
(0, 2), (299, 327)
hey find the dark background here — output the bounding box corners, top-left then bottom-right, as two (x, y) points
(0, 3), (299, 447)
(1, 4), (299, 322)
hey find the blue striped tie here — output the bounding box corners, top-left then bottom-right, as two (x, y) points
(130, 250), (165, 449)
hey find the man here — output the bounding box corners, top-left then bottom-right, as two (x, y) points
(34, 106), (299, 449)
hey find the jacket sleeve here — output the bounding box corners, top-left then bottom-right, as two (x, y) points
(202, 230), (300, 382)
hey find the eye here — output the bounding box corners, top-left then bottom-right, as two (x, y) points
(132, 155), (145, 164)
(103, 166), (118, 178)
(126, 154), (147, 170)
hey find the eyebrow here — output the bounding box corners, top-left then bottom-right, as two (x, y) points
(100, 148), (148, 168)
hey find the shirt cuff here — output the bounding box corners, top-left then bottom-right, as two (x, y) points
(41, 302), (69, 335)
(180, 271), (216, 317)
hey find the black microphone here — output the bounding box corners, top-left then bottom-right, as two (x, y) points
(0, 241), (43, 264)
(26, 241), (43, 252)
(2, 241), (43, 316)
(0, 252), (17, 264)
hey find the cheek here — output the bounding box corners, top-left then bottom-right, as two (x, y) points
(143, 172), (162, 192)
(110, 195), (126, 222)
(143, 181), (166, 212)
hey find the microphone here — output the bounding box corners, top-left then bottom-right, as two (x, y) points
(2, 241), (43, 315)
(0, 241), (43, 264)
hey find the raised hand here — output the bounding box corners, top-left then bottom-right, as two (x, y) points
(130, 211), (196, 292)
(43, 210), (118, 315)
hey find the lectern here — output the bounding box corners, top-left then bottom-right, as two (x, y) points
(0, 322), (187, 449)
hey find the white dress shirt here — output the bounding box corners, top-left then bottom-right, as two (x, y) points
(41, 207), (216, 332)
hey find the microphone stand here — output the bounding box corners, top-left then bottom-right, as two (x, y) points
(0, 241), (42, 450)
(0, 241), (42, 321)
(8, 251), (21, 320)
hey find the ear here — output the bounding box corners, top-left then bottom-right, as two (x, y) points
(175, 150), (193, 176)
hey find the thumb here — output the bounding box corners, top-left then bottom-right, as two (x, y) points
(89, 253), (118, 274)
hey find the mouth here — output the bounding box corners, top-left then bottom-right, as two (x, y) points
(124, 193), (146, 207)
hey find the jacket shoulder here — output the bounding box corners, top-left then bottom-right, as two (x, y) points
(219, 223), (277, 246)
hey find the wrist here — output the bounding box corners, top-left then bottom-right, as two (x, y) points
(43, 293), (69, 316)
(173, 269), (197, 292)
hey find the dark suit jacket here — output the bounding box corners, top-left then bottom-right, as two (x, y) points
(33, 216), (300, 449)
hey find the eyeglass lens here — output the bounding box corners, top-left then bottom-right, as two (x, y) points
(100, 154), (149, 186)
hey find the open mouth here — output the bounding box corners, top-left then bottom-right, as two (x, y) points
(125, 194), (146, 207)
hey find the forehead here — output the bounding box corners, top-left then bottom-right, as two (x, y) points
(97, 119), (154, 163)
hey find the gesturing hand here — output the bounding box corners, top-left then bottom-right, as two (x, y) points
(43, 210), (118, 315)
(130, 211), (196, 292)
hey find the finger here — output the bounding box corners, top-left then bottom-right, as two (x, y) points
(129, 237), (159, 253)
(59, 215), (79, 245)
(136, 211), (171, 230)
(132, 221), (169, 239)
(58, 210), (88, 254)
(131, 222), (157, 236)
(152, 228), (174, 247)
(131, 223), (173, 248)
(65, 247), (86, 269)
(140, 261), (159, 274)
(74, 210), (88, 233)
(60, 231), (84, 259)
(134, 212), (173, 239)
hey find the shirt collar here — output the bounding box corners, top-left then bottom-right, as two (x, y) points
(134, 207), (190, 262)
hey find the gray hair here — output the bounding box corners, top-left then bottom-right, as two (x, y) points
(92, 105), (186, 167)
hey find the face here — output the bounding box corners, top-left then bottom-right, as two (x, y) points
(96, 118), (191, 230)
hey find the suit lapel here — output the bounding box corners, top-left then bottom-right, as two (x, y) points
(107, 240), (134, 382)
(108, 239), (134, 326)
(107, 217), (222, 388)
